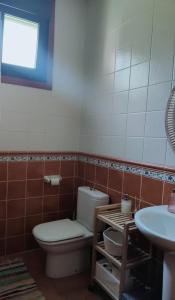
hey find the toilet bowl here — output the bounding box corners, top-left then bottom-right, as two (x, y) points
(33, 186), (109, 278)
(33, 219), (93, 278)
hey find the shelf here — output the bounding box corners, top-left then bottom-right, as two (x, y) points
(94, 277), (119, 300)
(97, 207), (136, 233)
(96, 242), (122, 269)
(95, 242), (151, 270)
(92, 203), (152, 300)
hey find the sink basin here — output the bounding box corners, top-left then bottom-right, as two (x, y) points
(135, 205), (175, 251)
(135, 205), (175, 300)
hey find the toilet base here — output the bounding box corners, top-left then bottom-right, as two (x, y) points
(46, 247), (91, 278)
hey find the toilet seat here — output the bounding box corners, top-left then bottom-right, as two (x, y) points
(33, 219), (86, 243)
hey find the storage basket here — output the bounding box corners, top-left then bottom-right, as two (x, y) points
(95, 259), (120, 297)
(103, 227), (123, 256)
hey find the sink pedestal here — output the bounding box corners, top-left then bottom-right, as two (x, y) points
(163, 252), (175, 300)
(135, 206), (175, 300)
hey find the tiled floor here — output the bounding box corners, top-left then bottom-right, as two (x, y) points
(3, 250), (105, 300)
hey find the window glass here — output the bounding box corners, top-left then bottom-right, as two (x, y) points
(2, 14), (39, 69)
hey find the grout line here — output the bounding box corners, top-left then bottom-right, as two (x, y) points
(4, 161), (8, 256)
(162, 181), (165, 205)
(121, 169), (124, 196)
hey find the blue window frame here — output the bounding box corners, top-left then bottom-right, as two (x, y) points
(0, 0), (55, 90)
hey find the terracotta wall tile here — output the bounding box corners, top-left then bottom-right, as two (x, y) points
(108, 189), (121, 204)
(0, 162), (7, 181)
(123, 173), (141, 198)
(44, 182), (59, 196)
(94, 184), (108, 194)
(141, 177), (163, 205)
(59, 194), (74, 211)
(8, 181), (26, 199)
(25, 234), (39, 250)
(26, 197), (43, 216)
(140, 200), (153, 209)
(44, 195), (59, 213)
(85, 164), (95, 182)
(84, 180), (94, 189)
(44, 161), (60, 175)
(0, 157), (78, 256)
(0, 239), (5, 256)
(3, 152), (173, 257)
(43, 212), (60, 222)
(61, 161), (75, 177)
(25, 215), (43, 233)
(96, 166), (108, 186)
(8, 162), (27, 181)
(0, 202), (6, 219)
(27, 180), (43, 197)
(108, 169), (123, 192)
(6, 236), (25, 254)
(58, 210), (74, 220)
(60, 178), (74, 194)
(0, 221), (5, 238)
(27, 161), (44, 179)
(7, 199), (25, 218)
(74, 178), (85, 194)
(7, 218), (25, 237)
(163, 182), (175, 205)
(0, 182), (7, 201)
(77, 162), (85, 178)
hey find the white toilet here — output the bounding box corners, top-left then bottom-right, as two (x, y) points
(33, 186), (109, 278)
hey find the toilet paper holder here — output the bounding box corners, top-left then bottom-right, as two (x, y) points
(44, 175), (62, 186)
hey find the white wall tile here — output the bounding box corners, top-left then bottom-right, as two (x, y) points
(149, 55), (173, 85)
(152, 0), (175, 59)
(101, 73), (115, 92)
(113, 91), (129, 114)
(114, 68), (130, 92)
(130, 62), (149, 89)
(165, 141), (175, 168)
(80, 0), (175, 167)
(111, 114), (127, 136)
(145, 111), (166, 138)
(0, 0), (86, 151)
(128, 87), (147, 113)
(1, 111), (31, 132)
(147, 82), (171, 111)
(91, 91), (114, 115)
(127, 113), (146, 137)
(143, 137), (167, 165)
(80, 135), (97, 153)
(0, 130), (29, 151)
(173, 57), (175, 81)
(106, 136), (126, 159)
(131, 13), (152, 65)
(126, 137), (144, 162)
(103, 49), (116, 74)
(115, 48), (131, 71)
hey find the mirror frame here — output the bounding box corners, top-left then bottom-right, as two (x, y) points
(165, 86), (175, 152)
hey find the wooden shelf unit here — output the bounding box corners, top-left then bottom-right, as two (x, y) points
(91, 203), (152, 300)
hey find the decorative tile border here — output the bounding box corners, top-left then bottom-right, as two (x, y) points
(0, 152), (174, 184)
(0, 154), (77, 162)
(78, 155), (175, 184)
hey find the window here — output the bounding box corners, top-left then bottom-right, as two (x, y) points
(0, 0), (55, 90)
(2, 15), (39, 69)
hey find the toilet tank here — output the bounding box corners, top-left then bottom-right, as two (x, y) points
(77, 186), (109, 232)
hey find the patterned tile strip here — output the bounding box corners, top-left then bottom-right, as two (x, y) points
(0, 153), (174, 184)
(78, 155), (175, 184)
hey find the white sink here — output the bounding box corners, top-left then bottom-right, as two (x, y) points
(135, 205), (175, 251)
(135, 205), (175, 300)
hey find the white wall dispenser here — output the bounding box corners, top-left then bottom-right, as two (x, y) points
(44, 175), (62, 186)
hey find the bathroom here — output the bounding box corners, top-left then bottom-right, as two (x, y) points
(0, 0), (174, 299)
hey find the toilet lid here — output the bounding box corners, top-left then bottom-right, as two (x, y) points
(33, 219), (85, 243)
